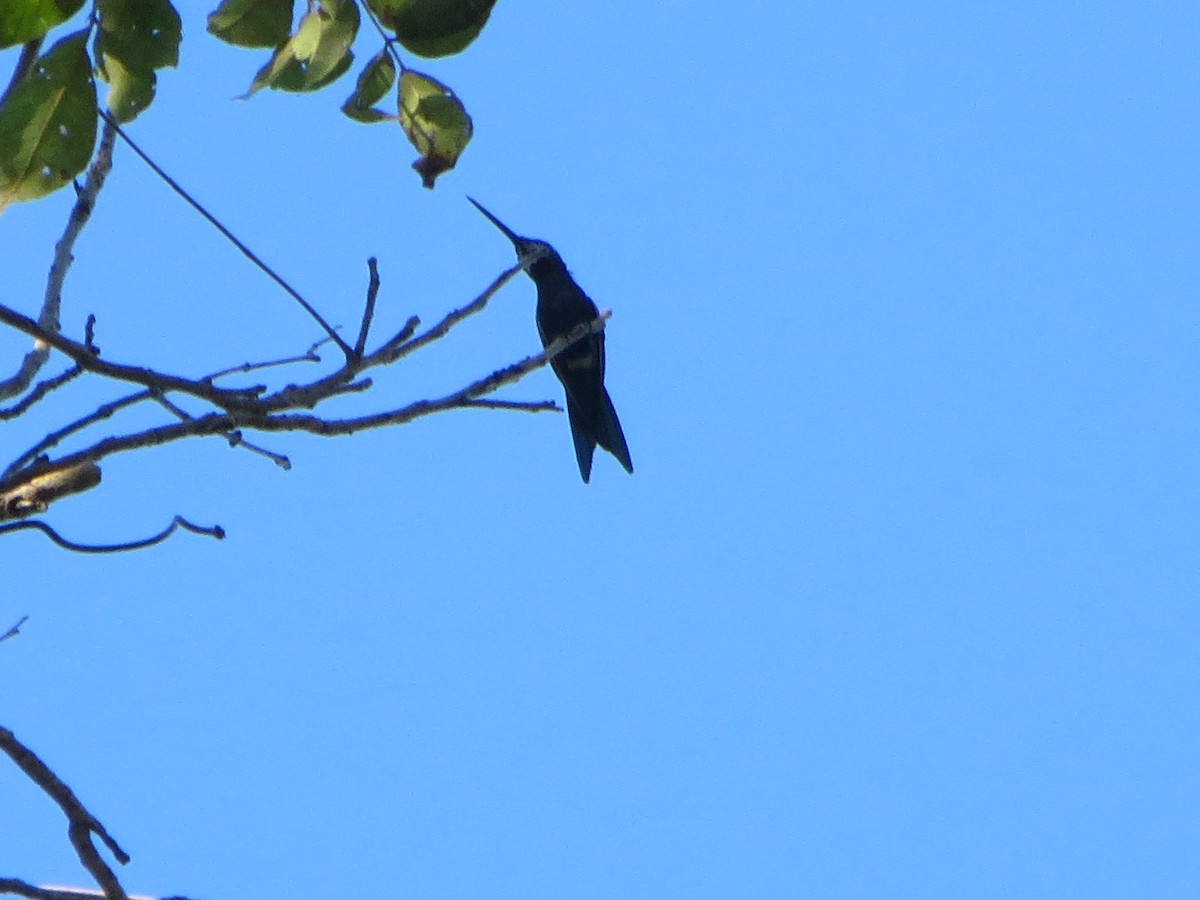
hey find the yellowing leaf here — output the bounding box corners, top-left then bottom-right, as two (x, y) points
(96, 50), (155, 122)
(246, 0), (358, 96)
(93, 0), (181, 122)
(398, 70), (472, 188)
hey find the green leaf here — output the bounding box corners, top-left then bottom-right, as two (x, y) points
(93, 0), (181, 122)
(0, 30), (97, 208)
(96, 48), (155, 121)
(274, 45), (353, 92)
(207, 0), (293, 48)
(95, 0), (182, 70)
(398, 69), (472, 188)
(245, 0), (359, 96)
(0, 0), (87, 49)
(368, 0), (495, 58)
(341, 49), (396, 123)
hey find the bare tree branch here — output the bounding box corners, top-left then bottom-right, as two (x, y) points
(0, 878), (158, 900)
(0, 123), (115, 402)
(0, 263), (520, 429)
(0, 271), (607, 531)
(2, 341), (328, 479)
(0, 728), (131, 899)
(15, 313), (606, 481)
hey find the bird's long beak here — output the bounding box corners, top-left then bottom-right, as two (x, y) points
(467, 196), (524, 247)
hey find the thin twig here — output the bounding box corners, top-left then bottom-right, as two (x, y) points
(0, 302), (266, 412)
(3, 390), (153, 478)
(459, 399), (560, 411)
(379, 264), (521, 365)
(224, 431), (291, 469)
(0, 615), (29, 643)
(83, 313), (100, 354)
(0, 366), (83, 419)
(149, 391), (193, 421)
(0, 38), (43, 109)
(97, 109), (353, 358)
(362, 5), (407, 73)
(354, 257), (381, 357)
(367, 315), (420, 365)
(205, 342), (326, 380)
(0, 516), (224, 553)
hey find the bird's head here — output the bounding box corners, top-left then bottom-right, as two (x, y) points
(468, 197), (556, 271)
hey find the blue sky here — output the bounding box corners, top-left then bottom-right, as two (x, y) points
(2, 2), (1198, 897)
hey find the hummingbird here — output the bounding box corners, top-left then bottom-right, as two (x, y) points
(469, 197), (633, 483)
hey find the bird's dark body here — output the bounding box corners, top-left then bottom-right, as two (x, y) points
(529, 254), (632, 482)
(469, 198), (633, 483)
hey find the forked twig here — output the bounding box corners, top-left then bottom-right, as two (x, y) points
(0, 727), (131, 899)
